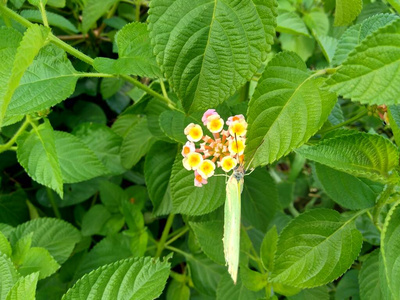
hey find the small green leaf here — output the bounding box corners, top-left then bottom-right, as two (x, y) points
(359, 250), (383, 300)
(216, 273), (264, 300)
(12, 233), (33, 266)
(18, 247), (60, 280)
(62, 256), (171, 300)
(0, 253), (20, 300)
(148, 0), (277, 112)
(159, 110), (198, 144)
(298, 132), (399, 184)
(271, 209), (363, 288)
(0, 232), (11, 258)
(81, 205), (112, 237)
(246, 51), (337, 168)
(20, 10), (79, 33)
(16, 119), (63, 197)
(166, 280), (190, 300)
(260, 226), (278, 271)
(335, 269), (360, 300)
(81, 0), (119, 33)
(239, 267), (268, 292)
(277, 12), (310, 36)
(334, 0), (362, 26)
(94, 22), (161, 78)
(5, 272), (38, 300)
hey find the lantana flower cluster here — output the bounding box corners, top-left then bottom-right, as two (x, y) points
(182, 109), (247, 187)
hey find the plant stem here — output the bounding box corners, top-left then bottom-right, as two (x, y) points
(155, 214), (175, 258)
(319, 109), (368, 135)
(38, 0), (49, 27)
(135, 0), (141, 21)
(165, 245), (190, 258)
(373, 184), (396, 226)
(386, 0), (400, 13)
(165, 226), (189, 246)
(159, 79), (169, 99)
(78, 72), (115, 78)
(46, 187), (61, 218)
(288, 202), (300, 217)
(0, 118), (30, 154)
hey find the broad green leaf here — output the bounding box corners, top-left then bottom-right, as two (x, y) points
(239, 267), (268, 292)
(159, 110), (199, 144)
(73, 123), (125, 175)
(388, 105), (400, 146)
(314, 163), (383, 210)
(20, 10), (78, 33)
(355, 214), (380, 246)
(7, 46), (79, 117)
(170, 152), (225, 215)
(303, 11), (330, 36)
(16, 120), (63, 197)
(335, 269), (360, 300)
(0, 24), (50, 126)
(0, 254), (20, 300)
(81, 205), (124, 237)
(279, 33), (315, 62)
(99, 181), (128, 213)
(47, 0), (65, 7)
(216, 273), (264, 300)
(277, 12), (310, 36)
(0, 225), (14, 239)
(148, 0), (277, 112)
(9, 218), (81, 264)
(144, 142), (176, 216)
(334, 0), (362, 26)
(0, 232), (11, 257)
(62, 256), (171, 300)
(327, 19), (400, 105)
(359, 250), (383, 300)
(315, 35), (338, 64)
(0, 190), (29, 226)
(94, 23), (161, 78)
(54, 131), (109, 184)
(380, 202), (400, 299)
(297, 132), (399, 184)
(112, 114), (156, 169)
(12, 233), (33, 266)
(287, 286), (329, 300)
(5, 272), (38, 300)
(260, 226), (278, 271)
(166, 280), (190, 300)
(81, 0), (119, 33)
(271, 209), (363, 288)
(245, 51), (337, 168)
(18, 247), (60, 280)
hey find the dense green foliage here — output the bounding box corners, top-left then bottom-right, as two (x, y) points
(1, 0), (400, 299)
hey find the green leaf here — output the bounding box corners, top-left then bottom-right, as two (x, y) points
(170, 151), (225, 215)
(18, 247), (60, 280)
(81, 0), (119, 33)
(73, 123), (125, 175)
(62, 256), (171, 300)
(20, 10), (78, 33)
(287, 286), (329, 300)
(380, 202), (400, 299)
(239, 267), (268, 292)
(148, 0), (277, 112)
(260, 226), (278, 271)
(47, 0), (65, 7)
(16, 119), (63, 197)
(0, 254), (20, 300)
(298, 132), (399, 184)
(314, 163), (383, 210)
(12, 233), (33, 266)
(279, 33), (315, 62)
(277, 12), (310, 36)
(271, 209), (363, 288)
(5, 272), (38, 300)
(355, 214), (380, 246)
(144, 142), (176, 216)
(0, 24), (50, 126)
(327, 19), (400, 106)
(359, 250), (383, 300)
(81, 205), (113, 236)
(54, 131), (109, 184)
(166, 280), (190, 300)
(7, 46), (79, 117)
(0, 190), (29, 226)
(242, 168), (279, 232)
(112, 114), (156, 169)
(315, 35), (338, 64)
(245, 51), (337, 168)
(334, 0), (362, 26)
(216, 273), (264, 300)
(159, 110), (199, 144)
(388, 105), (400, 146)
(0, 232), (11, 257)
(303, 11), (330, 36)
(94, 22), (161, 78)
(335, 269), (360, 300)
(28, 0), (47, 6)
(9, 218), (81, 264)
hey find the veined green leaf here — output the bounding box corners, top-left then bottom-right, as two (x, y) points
(298, 132), (399, 184)
(148, 0), (277, 112)
(334, 0), (362, 26)
(287, 286), (329, 300)
(0, 232), (11, 258)
(62, 256), (171, 300)
(0, 24), (49, 126)
(20, 10), (79, 33)
(94, 22), (161, 78)
(5, 272), (38, 300)
(271, 209), (363, 288)
(18, 247), (60, 280)
(0, 254), (20, 300)
(16, 119), (63, 197)
(166, 280), (190, 300)
(260, 226), (278, 271)
(335, 269), (360, 300)
(28, 0), (47, 6)
(216, 273), (264, 300)
(327, 19), (400, 105)
(277, 12), (310, 36)
(359, 250), (383, 300)
(279, 33), (315, 62)
(81, 0), (119, 33)
(245, 51), (337, 168)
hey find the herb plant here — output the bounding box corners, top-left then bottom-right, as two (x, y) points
(0, 0), (400, 299)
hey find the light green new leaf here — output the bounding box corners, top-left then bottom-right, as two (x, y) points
(0, 254), (20, 300)
(298, 132), (399, 184)
(81, 0), (119, 33)
(112, 114), (156, 169)
(271, 209), (363, 288)
(0, 232), (12, 258)
(170, 152), (226, 215)
(0, 24), (49, 126)
(245, 51), (337, 168)
(6, 46), (79, 117)
(81, 205), (112, 237)
(216, 273), (264, 300)
(12, 233), (33, 266)
(20, 10), (79, 33)
(94, 23), (161, 78)
(5, 272), (38, 300)
(144, 142), (176, 216)
(327, 19), (400, 105)
(277, 12), (310, 36)
(334, 0), (362, 26)
(359, 250), (383, 300)
(16, 119), (63, 197)
(9, 218), (81, 264)
(148, 0), (277, 112)
(18, 247), (60, 280)
(62, 256), (171, 300)
(54, 131), (109, 184)
(380, 202), (400, 300)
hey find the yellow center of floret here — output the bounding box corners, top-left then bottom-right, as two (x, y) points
(198, 160), (215, 178)
(188, 125), (203, 141)
(229, 139), (245, 155)
(207, 117), (224, 133)
(188, 153), (202, 168)
(183, 146), (191, 155)
(230, 122), (246, 136)
(221, 156), (237, 172)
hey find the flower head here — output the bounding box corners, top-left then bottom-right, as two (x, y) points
(228, 115), (247, 137)
(182, 152), (203, 170)
(202, 109), (218, 125)
(197, 160), (216, 178)
(184, 123), (203, 142)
